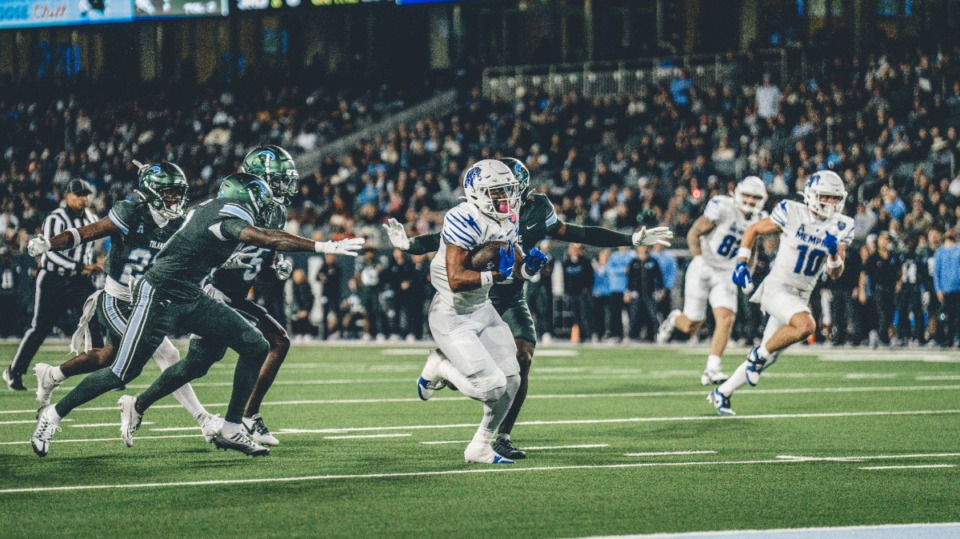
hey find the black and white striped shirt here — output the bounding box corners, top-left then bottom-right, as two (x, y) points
(41, 207), (98, 276)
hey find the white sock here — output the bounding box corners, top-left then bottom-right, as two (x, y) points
(497, 432), (510, 442)
(51, 366), (66, 383)
(758, 345), (771, 358)
(706, 354), (722, 372)
(45, 405), (62, 422)
(717, 361), (749, 396)
(170, 384), (207, 420)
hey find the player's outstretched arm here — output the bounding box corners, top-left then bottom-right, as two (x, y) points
(27, 216), (120, 257)
(239, 226), (364, 256)
(823, 232), (845, 279)
(382, 218), (440, 255)
(553, 222), (673, 248)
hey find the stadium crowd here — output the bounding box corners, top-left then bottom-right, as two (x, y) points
(2, 45), (960, 348)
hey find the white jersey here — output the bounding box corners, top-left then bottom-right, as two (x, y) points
(765, 199), (855, 293)
(700, 195), (764, 271)
(430, 202), (519, 314)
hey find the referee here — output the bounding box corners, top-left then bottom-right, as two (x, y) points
(3, 180), (103, 391)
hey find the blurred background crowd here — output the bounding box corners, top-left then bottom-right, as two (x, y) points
(2, 41), (960, 348)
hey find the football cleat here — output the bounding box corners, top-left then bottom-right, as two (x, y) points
(34, 363), (62, 406)
(198, 413), (224, 444)
(707, 389), (735, 416)
(242, 414), (279, 446)
(745, 347), (768, 386)
(464, 442), (515, 465)
(31, 405), (62, 457)
(492, 438), (527, 460)
(416, 350), (447, 401)
(3, 367), (26, 391)
(656, 310), (680, 344)
(212, 429), (270, 457)
(700, 369), (728, 386)
(118, 395), (143, 447)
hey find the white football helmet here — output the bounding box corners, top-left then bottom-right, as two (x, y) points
(734, 176), (768, 217)
(803, 170), (847, 220)
(463, 159), (521, 221)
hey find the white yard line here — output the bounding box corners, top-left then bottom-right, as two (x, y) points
(522, 444), (610, 450)
(776, 452), (960, 463)
(1, 453), (957, 495)
(323, 433), (411, 440)
(577, 522), (960, 539)
(624, 450), (716, 457)
(859, 464), (955, 470)
(419, 440), (471, 445)
(4, 384), (959, 417)
(70, 422), (153, 428)
(916, 375), (960, 381)
(5, 409), (958, 447)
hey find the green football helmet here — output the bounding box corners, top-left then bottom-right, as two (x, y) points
(500, 157), (531, 200)
(217, 172), (274, 225)
(240, 145), (299, 206)
(136, 162), (189, 219)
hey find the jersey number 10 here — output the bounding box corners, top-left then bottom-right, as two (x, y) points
(793, 245), (826, 276)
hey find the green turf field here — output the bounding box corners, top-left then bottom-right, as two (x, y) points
(1, 342), (958, 538)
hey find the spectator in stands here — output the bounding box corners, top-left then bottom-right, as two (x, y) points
(861, 232), (902, 347)
(406, 253), (431, 342)
(288, 269), (316, 339)
(317, 254), (344, 338)
(356, 248), (386, 341)
(562, 243), (594, 342)
(896, 236), (927, 346)
(755, 73), (781, 120)
(384, 249), (414, 339)
(650, 242), (677, 319)
(934, 230), (960, 347)
(592, 249), (614, 341)
(605, 246), (633, 341)
(627, 246), (663, 342)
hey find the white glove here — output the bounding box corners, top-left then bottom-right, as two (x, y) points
(274, 254), (292, 281)
(382, 218), (411, 251)
(27, 236), (51, 257)
(632, 226), (674, 247)
(316, 237), (366, 257)
(221, 251), (257, 270)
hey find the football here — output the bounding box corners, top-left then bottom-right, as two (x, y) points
(466, 241), (524, 275)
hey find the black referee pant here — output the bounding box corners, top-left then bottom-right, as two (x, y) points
(9, 270), (103, 376)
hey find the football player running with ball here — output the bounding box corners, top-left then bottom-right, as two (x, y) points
(28, 162), (221, 439)
(385, 158), (672, 459)
(709, 170), (854, 415)
(414, 159), (548, 464)
(657, 177), (768, 385)
(31, 173), (364, 457)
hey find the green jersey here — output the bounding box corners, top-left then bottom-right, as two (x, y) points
(144, 198), (256, 301)
(106, 201), (185, 291)
(206, 203), (287, 302)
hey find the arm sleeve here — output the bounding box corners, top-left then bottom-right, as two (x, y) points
(107, 201), (136, 235)
(559, 222), (633, 247)
(407, 233), (441, 255)
(219, 218), (249, 241)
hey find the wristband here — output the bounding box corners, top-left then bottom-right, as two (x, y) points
(480, 271), (494, 286)
(314, 241), (328, 253)
(67, 228), (81, 247)
(736, 247), (752, 260)
(521, 265), (536, 280)
(827, 256), (843, 269)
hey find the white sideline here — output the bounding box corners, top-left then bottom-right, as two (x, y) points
(323, 433), (411, 440)
(1, 452), (958, 495)
(3, 384), (959, 417)
(860, 465), (955, 470)
(624, 451), (716, 457)
(520, 444), (610, 450)
(4, 409), (957, 447)
(577, 522), (960, 539)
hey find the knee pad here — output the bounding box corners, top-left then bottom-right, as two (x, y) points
(472, 369), (507, 402)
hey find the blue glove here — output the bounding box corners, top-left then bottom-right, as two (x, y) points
(732, 260), (752, 289)
(823, 231), (838, 257)
(498, 242), (516, 280)
(523, 247), (548, 277)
